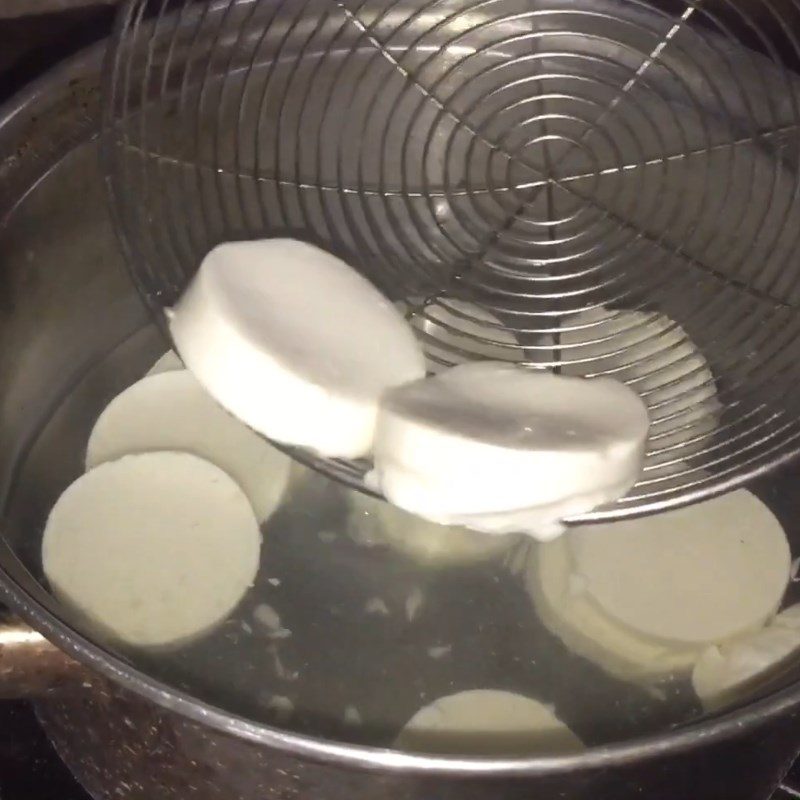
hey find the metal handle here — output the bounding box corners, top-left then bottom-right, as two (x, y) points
(0, 610), (87, 698)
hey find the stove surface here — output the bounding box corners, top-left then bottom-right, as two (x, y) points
(0, 702), (88, 800)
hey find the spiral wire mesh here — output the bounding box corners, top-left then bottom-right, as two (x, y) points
(103, 0), (800, 521)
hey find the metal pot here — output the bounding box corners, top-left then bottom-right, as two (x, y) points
(3, 614), (800, 800)
(3, 35), (800, 800)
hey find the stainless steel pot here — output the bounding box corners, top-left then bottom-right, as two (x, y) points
(5, 620), (800, 800)
(3, 35), (800, 800)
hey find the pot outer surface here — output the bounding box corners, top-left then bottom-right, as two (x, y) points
(31, 676), (800, 800)
(2, 20), (800, 800)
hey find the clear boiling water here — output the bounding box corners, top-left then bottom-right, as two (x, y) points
(2, 136), (800, 758)
(6, 319), (787, 750)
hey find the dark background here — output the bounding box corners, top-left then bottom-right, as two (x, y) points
(0, 4), (114, 105)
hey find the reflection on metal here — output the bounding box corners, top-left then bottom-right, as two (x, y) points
(0, 614), (85, 698)
(0, 626), (44, 646)
(105, 0), (800, 522)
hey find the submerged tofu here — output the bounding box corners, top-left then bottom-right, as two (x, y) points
(526, 488), (790, 682)
(543, 307), (720, 456)
(693, 604), (800, 711)
(43, 452), (261, 647)
(403, 298), (524, 369)
(395, 689), (584, 756)
(346, 490), (518, 567)
(569, 489), (790, 644)
(528, 536), (703, 681)
(86, 370), (291, 524)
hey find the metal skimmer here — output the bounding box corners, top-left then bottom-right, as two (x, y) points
(103, 0), (800, 521)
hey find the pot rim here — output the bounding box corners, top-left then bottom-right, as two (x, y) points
(4, 567), (800, 775)
(3, 33), (800, 778)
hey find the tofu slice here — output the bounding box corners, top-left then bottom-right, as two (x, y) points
(403, 298), (523, 369)
(395, 689), (583, 756)
(570, 489), (790, 644)
(43, 452), (261, 647)
(370, 362), (649, 539)
(346, 490), (518, 567)
(528, 535), (702, 681)
(86, 370), (291, 524)
(545, 307), (720, 454)
(525, 489), (790, 681)
(692, 604), (800, 711)
(168, 239), (426, 458)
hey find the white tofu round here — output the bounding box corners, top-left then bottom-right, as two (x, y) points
(692, 604), (800, 711)
(527, 535), (703, 681)
(42, 452), (261, 647)
(570, 489), (790, 644)
(404, 298), (523, 369)
(146, 349), (183, 376)
(548, 307), (720, 454)
(168, 239), (426, 458)
(346, 491), (517, 567)
(86, 370), (291, 524)
(370, 362), (649, 539)
(395, 689), (583, 756)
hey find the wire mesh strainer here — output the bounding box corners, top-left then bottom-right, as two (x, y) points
(102, 0), (800, 522)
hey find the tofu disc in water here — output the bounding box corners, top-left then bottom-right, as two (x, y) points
(395, 689), (583, 756)
(404, 298), (523, 369)
(86, 370), (291, 524)
(371, 362), (649, 539)
(528, 535), (704, 682)
(145, 349), (183, 376)
(548, 307), (720, 455)
(42, 452), (261, 647)
(692, 603), (800, 711)
(168, 239), (426, 458)
(569, 489), (790, 644)
(346, 491), (517, 567)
